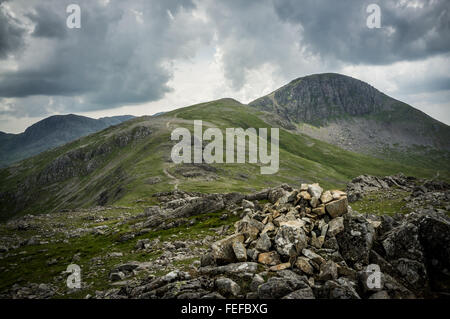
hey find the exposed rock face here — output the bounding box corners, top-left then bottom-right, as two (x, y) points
(250, 74), (390, 125)
(336, 214), (375, 268)
(417, 213), (450, 292)
(38, 126), (152, 185)
(249, 73), (450, 155)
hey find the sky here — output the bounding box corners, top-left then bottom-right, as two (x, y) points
(0, 0), (449, 133)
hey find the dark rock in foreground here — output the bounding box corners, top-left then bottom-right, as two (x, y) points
(100, 180), (449, 299)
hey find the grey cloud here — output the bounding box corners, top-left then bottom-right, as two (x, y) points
(0, 2), (26, 58)
(203, 0), (332, 90)
(398, 75), (450, 94)
(0, 0), (210, 113)
(202, 0), (450, 92)
(26, 5), (67, 38)
(273, 0), (450, 65)
(0, 0), (449, 122)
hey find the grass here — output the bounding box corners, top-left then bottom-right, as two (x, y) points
(0, 205), (240, 298)
(349, 188), (412, 216)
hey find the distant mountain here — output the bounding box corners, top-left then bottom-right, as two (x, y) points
(0, 114), (135, 167)
(249, 73), (450, 158)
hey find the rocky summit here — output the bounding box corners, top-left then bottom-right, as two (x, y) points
(0, 175), (448, 299)
(129, 182), (447, 299)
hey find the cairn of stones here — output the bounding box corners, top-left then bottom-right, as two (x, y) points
(208, 183), (349, 279)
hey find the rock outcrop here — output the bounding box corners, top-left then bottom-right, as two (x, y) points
(100, 181), (449, 299)
(1, 177), (448, 299)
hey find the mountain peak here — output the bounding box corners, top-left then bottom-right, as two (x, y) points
(288, 72), (363, 83)
(250, 72), (389, 125)
(249, 73), (450, 153)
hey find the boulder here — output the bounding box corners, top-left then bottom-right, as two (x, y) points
(250, 274), (265, 292)
(109, 272), (126, 282)
(274, 223), (308, 257)
(302, 248), (326, 265)
(310, 196), (319, 208)
(331, 190), (346, 199)
(235, 218), (264, 241)
(255, 233), (272, 252)
(199, 262), (260, 276)
(258, 251), (281, 266)
(336, 215), (375, 268)
(325, 278), (361, 299)
(269, 263), (291, 272)
(308, 183), (323, 199)
(258, 275), (309, 299)
(232, 241), (247, 262)
(312, 205), (326, 216)
(327, 217), (344, 237)
(298, 191), (311, 201)
(211, 233), (245, 265)
(295, 257), (314, 275)
(268, 188), (287, 204)
(241, 199), (255, 210)
(318, 260), (338, 281)
(325, 197), (348, 218)
(320, 191), (333, 204)
(310, 234), (325, 249)
(282, 287), (315, 299)
(200, 252), (215, 267)
(215, 278), (241, 297)
(417, 213), (450, 293)
(382, 222), (424, 262)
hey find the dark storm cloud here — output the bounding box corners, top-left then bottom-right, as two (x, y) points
(273, 0), (450, 64)
(0, 2), (26, 58)
(202, 0), (321, 90)
(0, 0), (209, 114)
(26, 5), (67, 38)
(201, 0), (450, 96)
(0, 0), (449, 119)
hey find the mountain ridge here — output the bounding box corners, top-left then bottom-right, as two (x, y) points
(0, 114), (135, 167)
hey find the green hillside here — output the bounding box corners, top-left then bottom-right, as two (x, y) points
(0, 98), (446, 220)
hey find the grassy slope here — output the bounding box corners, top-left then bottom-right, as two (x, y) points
(0, 98), (447, 220)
